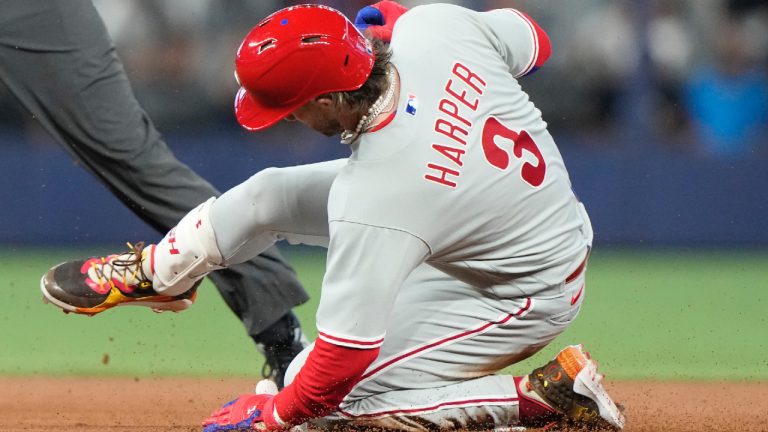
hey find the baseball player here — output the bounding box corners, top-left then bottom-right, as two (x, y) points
(41, 2), (626, 430)
(0, 0), (310, 386)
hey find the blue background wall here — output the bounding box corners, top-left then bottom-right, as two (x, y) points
(1, 129), (765, 247)
(2, 0), (765, 249)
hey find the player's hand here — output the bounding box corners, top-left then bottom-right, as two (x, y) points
(202, 380), (280, 431)
(354, 0), (409, 42)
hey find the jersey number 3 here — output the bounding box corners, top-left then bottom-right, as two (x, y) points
(481, 117), (546, 187)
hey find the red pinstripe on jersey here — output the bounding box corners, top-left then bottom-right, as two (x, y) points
(317, 330), (385, 348)
(356, 298), (533, 384)
(338, 396), (519, 419)
(368, 110), (397, 133)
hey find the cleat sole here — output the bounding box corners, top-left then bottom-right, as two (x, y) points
(40, 274), (193, 316)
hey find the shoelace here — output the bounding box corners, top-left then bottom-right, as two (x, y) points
(89, 241), (152, 292)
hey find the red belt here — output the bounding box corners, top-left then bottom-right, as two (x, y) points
(565, 250), (590, 284)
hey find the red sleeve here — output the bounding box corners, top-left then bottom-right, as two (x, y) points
(263, 338), (379, 428)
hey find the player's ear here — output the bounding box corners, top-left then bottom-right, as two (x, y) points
(314, 93), (336, 107)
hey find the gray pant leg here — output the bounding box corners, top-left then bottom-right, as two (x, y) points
(0, 0), (308, 337)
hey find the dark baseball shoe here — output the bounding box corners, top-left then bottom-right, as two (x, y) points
(528, 344), (625, 430)
(40, 242), (197, 316)
(258, 312), (309, 389)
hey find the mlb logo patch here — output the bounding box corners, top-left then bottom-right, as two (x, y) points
(406, 94), (418, 115)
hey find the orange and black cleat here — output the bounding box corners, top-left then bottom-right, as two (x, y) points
(528, 344), (626, 430)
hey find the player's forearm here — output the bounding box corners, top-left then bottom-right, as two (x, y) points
(266, 338), (379, 428)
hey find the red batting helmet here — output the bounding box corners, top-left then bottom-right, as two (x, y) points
(234, 4), (375, 131)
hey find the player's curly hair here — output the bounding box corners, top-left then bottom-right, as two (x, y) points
(329, 39), (392, 112)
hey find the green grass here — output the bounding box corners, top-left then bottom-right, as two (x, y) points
(1, 246), (766, 381)
(524, 249), (768, 381)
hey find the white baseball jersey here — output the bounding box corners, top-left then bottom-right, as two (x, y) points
(315, 4), (592, 350)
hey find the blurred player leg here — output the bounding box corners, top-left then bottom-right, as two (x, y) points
(0, 0), (307, 385)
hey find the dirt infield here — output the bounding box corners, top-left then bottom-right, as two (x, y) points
(0, 377), (766, 431)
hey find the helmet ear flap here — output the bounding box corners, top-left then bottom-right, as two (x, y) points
(233, 5), (375, 131)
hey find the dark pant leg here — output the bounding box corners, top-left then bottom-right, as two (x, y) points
(0, 0), (309, 338)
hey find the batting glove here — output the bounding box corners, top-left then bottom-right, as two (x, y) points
(202, 380), (281, 431)
(354, 0), (409, 42)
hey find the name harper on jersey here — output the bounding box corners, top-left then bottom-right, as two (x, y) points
(424, 62), (487, 189)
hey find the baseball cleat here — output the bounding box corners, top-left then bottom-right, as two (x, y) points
(528, 344), (625, 430)
(40, 242), (197, 316)
(259, 312), (309, 389)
